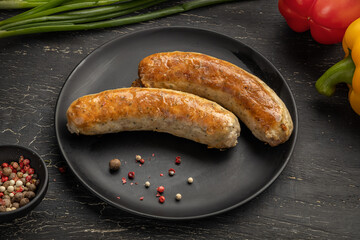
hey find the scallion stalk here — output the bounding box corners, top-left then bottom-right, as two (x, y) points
(0, 0), (150, 30)
(0, 0), (235, 39)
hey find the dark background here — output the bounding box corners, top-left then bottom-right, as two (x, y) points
(1, 0), (359, 239)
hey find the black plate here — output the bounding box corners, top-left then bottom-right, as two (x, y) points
(55, 27), (298, 220)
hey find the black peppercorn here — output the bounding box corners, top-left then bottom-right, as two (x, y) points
(14, 192), (23, 202)
(109, 158), (121, 171)
(19, 198), (29, 207)
(3, 198), (11, 207)
(12, 202), (19, 209)
(24, 191), (35, 199)
(2, 167), (12, 177)
(0, 205), (6, 212)
(2, 181), (10, 189)
(27, 183), (36, 192)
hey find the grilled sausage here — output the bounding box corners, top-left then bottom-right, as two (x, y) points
(66, 87), (240, 149)
(136, 51), (293, 146)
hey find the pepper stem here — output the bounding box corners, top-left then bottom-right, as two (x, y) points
(315, 54), (355, 97)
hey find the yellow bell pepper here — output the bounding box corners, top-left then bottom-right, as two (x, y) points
(316, 18), (360, 115)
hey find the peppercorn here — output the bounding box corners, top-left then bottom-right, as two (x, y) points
(25, 175), (32, 182)
(109, 158), (121, 171)
(0, 205), (5, 212)
(0, 186), (5, 192)
(3, 198), (11, 207)
(2, 167), (12, 177)
(157, 186), (165, 193)
(24, 191), (35, 199)
(187, 177), (194, 184)
(14, 192), (23, 202)
(19, 198), (29, 207)
(1, 176), (8, 183)
(27, 168), (35, 175)
(175, 156), (181, 165)
(12, 202), (19, 209)
(12, 162), (19, 169)
(7, 186), (14, 193)
(27, 183), (36, 192)
(144, 181), (150, 188)
(135, 155), (142, 161)
(23, 165), (30, 172)
(23, 159), (30, 166)
(16, 180), (23, 187)
(9, 172), (16, 180)
(168, 168), (175, 176)
(128, 171), (135, 179)
(159, 196), (165, 203)
(2, 181), (10, 189)
(139, 158), (145, 164)
(176, 193), (182, 201)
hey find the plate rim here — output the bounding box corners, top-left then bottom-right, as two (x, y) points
(54, 26), (298, 220)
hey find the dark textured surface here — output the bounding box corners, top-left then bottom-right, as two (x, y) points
(0, 0), (359, 239)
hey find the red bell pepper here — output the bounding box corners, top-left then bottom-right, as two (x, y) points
(278, 0), (360, 44)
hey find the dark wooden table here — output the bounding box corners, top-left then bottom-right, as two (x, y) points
(1, 1), (359, 239)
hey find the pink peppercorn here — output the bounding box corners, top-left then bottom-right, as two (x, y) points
(168, 168), (175, 176)
(12, 162), (19, 169)
(175, 156), (181, 164)
(128, 171), (135, 179)
(23, 159), (30, 166)
(157, 186), (165, 193)
(159, 196), (165, 203)
(25, 175), (32, 182)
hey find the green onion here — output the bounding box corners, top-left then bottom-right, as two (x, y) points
(5, 0), (166, 31)
(0, 0), (69, 25)
(0, 0), (151, 30)
(0, 1), (46, 9)
(0, 0), (235, 39)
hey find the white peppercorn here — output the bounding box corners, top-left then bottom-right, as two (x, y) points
(175, 193), (182, 201)
(187, 177), (194, 184)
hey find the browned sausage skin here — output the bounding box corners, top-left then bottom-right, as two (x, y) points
(66, 87), (240, 149)
(136, 51), (293, 146)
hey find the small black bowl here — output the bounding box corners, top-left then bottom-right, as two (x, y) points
(0, 145), (49, 221)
